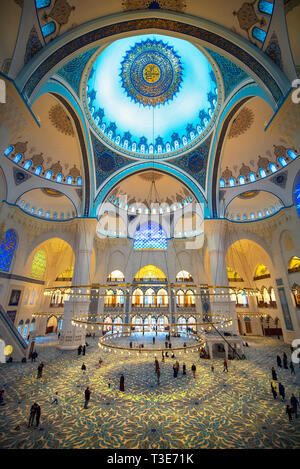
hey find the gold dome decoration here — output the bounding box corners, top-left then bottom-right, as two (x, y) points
(48, 104), (74, 137)
(228, 107), (254, 139)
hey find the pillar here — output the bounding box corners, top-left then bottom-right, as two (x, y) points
(58, 220), (97, 350)
(205, 220), (238, 334)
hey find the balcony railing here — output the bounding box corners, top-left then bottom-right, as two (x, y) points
(107, 277), (125, 282)
(133, 277), (167, 283)
(253, 274), (271, 280)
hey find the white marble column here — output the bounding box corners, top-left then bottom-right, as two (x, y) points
(58, 220), (97, 350)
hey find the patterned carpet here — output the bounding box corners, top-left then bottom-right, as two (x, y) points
(0, 335), (299, 449)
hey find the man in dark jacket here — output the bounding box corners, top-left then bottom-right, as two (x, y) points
(84, 387), (91, 409)
(28, 403), (37, 427)
(35, 404), (41, 427)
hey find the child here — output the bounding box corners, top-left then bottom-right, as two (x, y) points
(51, 391), (58, 405)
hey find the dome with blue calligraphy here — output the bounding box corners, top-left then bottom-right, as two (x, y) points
(82, 34), (222, 159)
(120, 39), (182, 107)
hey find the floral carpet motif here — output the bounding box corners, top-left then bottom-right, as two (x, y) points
(0, 337), (299, 449)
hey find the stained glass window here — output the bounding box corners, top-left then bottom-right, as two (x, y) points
(31, 249), (47, 280)
(0, 229), (18, 272)
(41, 21), (56, 37)
(4, 146), (13, 156)
(36, 0), (50, 7)
(288, 149), (297, 160)
(252, 27), (267, 42)
(134, 222), (167, 250)
(294, 173), (300, 219)
(258, 1), (274, 15)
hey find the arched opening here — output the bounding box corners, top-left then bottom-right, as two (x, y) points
(134, 265), (166, 281)
(105, 289), (115, 307)
(103, 317), (112, 333)
(107, 270), (125, 282)
(157, 315), (169, 331)
(46, 315), (58, 334)
(113, 316), (122, 333)
(254, 264), (271, 281)
(178, 316), (187, 332)
(176, 270), (193, 282)
(145, 288), (155, 306)
(188, 316), (196, 332)
(132, 288), (143, 306)
(288, 256), (300, 274)
(132, 315), (143, 332)
(157, 288), (168, 306)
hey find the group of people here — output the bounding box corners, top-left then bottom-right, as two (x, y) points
(270, 351), (299, 422)
(77, 344), (86, 356)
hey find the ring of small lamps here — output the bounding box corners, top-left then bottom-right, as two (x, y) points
(70, 313), (233, 354)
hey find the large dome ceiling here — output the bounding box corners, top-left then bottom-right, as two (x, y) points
(82, 34), (222, 159)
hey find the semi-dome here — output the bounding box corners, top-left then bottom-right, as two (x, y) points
(82, 34), (222, 159)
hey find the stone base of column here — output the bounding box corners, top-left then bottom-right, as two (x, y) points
(57, 300), (89, 350)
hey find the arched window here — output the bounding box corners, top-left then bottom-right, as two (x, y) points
(287, 149), (297, 160)
(23, 319), (30, 339)
(176, 270), (193, 282)
(278, 157), (287, 167)
(105, 290), (115, 307)
(157, 288), (168, 306)
(258, 1), (274, 15)
(107, 270), (125, 282)
(252, 27), (267, 42)
(178, 316), (187, 332)
(18, 320), (24, 335)
(229, 177), (235, 187)
(132, 288), (143, 306)
(134, 222), (167, 250)
(77, 177), (82, 186)
(34, 166), (42, 176)
(45, 170), (52, 180)
(23, 160), (32, 170)
(31, 249), (47, 280)
(269, 163), (277, 173)
(36, 0), (51, 7)
(186, 290), (195, 306)
(145, 288), (155, 306)
(0, 229), (18, 272)
(30, 318), (36, 332)
(288, 256), (300, 273)
(4, 146), (13, 156)
(41, 21), (56, 38)
(13, 154), (22, 164)
(67, 176), (73, 185)
(249, 173), (256, 182)
(239, 176), (245, 185)
(56, 174), (63, 183)
(254, 264), (270, 280)
(176, 290), (185, 306)
(259, 168), (267, 178)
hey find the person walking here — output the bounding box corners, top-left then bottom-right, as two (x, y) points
(161, 351), (165, 362)
(155, 358), (159, 372)
(211, 365), (215, 373)
(191, 363), (196, 378)
(28, 403), (37, 427)
(37, 362), (44, 379)
(77, 345), (82, 356)
(278, 382), (285, 402)
(81, 363), (86, 374)
(223, 359), (228, 372)
(271, 366), (277, 381)
(286, 405), (293, 421)
(51, 392), (58, 405)
(276, 355), (282, 367)
(182, 363), (186, 375)
(84, 387), (91, 409)
(290, 361), (295, 375)
(82, 345), (86, 356)
(175, 361), (180, 374)
(120, 374), (125, 392)
(35, 404), (41, 427)
(271, 382), (277, 399)
(291, 394), (299, 418)
(153, 337), (155, 345)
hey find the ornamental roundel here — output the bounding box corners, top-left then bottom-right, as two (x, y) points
(120, 39), (183, 107)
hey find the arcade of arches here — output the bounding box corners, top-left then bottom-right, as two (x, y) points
(0, 0), (300, 451)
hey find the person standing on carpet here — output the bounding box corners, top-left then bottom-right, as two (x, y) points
(35, 403), (41, 427)
(120, 374), (125, 392)
(84, 387), (91, 409)
(191, 363), (196, 378)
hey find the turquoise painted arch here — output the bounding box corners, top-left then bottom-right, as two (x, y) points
(92, 161), (209, 217)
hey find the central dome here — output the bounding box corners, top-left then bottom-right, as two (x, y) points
(82, 34), (222, 159)
(120, 38), (183, 107)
